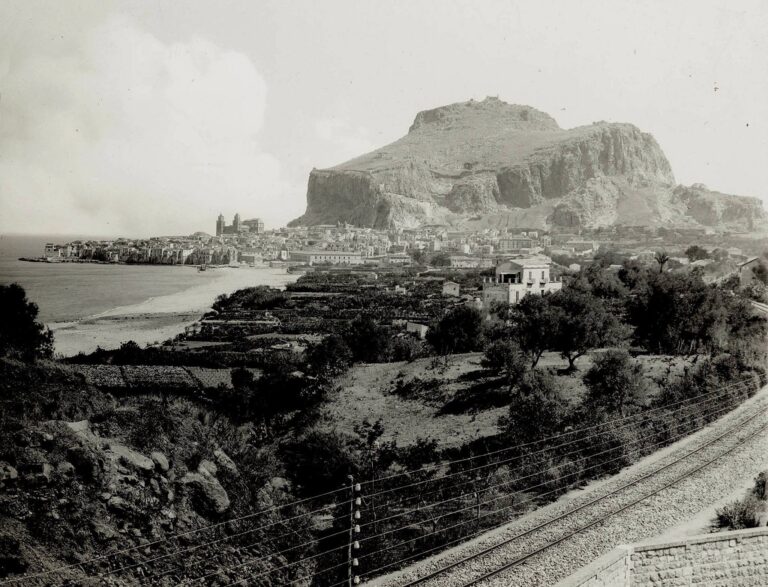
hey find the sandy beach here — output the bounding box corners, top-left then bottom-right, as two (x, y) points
(50, 266), (296, 357)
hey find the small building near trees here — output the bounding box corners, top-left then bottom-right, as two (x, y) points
(482, 256), (562, 307)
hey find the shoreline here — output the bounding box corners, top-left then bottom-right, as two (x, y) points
(19, 256), (257, 268)
(49, 266), (297, 357)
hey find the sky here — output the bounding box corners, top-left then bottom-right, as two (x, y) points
(1, 0), (767, 237)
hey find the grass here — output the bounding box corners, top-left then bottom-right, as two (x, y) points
(320, 351), (693, 449)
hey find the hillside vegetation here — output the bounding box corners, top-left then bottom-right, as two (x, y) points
(1, 260), (766, 585)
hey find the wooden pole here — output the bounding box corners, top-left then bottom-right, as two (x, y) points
(347, 474), (355, 587)
(347, 476), (362, 586)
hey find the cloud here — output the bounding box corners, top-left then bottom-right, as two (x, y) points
(0, 15), (293, 236)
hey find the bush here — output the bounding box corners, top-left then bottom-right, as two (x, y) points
(753, 471), (767, 500)
(583, 350), (648, 416)
(389, 336), (427, 362)
(716, 496), (762, 530)
(502, 370), (569, 444)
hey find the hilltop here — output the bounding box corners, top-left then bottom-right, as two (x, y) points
(291, 97), (766, 231)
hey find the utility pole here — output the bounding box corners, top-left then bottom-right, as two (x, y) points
(348, 475), (362, 586)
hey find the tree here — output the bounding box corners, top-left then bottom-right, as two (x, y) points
(231, 366), (256, 391)
(427, 305), (484, 355)
(654, 251), (670, 274)
(343, 315), (390, 363)
(430, 253), (451, 267)
(627, 272), (751, 355)
(113, 340), (143, 364)
(502, 370), (569, 444)
(279, 428), (360, 497)
(410, 249), (427, 264)
(752, 261), (768, 285)
(617, 259), (652, 293)
(575, 263), (628, 300)
(506, 294), (560, 367)
(593, 246), (627, 267)
(306, 334), (353, 378)
(685, 245), (710, 262)
(583, 350), (648, 416)
(0, 283), (53, 361)
(481, 338), (528, 384)
(550, 288), (625, 370)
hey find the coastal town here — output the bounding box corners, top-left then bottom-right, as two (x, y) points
(34, 212), (762, 274)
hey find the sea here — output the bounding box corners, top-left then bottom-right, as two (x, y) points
(0, 234), (296, 356)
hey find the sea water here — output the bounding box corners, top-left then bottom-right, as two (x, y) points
(0, 234), (296, 356)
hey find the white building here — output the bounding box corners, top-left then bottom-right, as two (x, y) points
(482, 256), (562, 307)
(442, 281), (461, 297)
(289, 250), (364, 265)
(406, 322), (429, 339)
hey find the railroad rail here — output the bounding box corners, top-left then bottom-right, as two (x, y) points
(385, 395), (768, 587)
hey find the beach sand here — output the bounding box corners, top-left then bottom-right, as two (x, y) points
(51, 266), (296, 357)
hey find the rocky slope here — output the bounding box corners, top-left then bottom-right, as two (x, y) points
(0, 359), (306, 585)
(291, 97), (766, 231)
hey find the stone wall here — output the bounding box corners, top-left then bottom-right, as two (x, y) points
(555, 528), (768, 587)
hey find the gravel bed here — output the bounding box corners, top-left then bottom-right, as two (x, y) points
(370, 387), (768, 587)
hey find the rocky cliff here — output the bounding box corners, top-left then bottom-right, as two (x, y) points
(291, 97), (766, 231)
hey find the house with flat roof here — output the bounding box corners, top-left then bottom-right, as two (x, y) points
(482, 256), (562, 307)
(289, 250), (364, 265)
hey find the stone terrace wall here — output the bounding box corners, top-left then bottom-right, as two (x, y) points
(555, 528), (768, 587)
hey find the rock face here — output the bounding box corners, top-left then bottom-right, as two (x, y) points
(291, 97), (766, 231)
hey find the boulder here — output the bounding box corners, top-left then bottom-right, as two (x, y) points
(56, 461), (75, 479)
(270, 476), (291, 491)
(89, 519), (118, 543)
(180, 473), (230, 515)
(66, 445), (103, 482)
(18, 462), (52, 486)
(213, 449), (239, 477)
(107, 496), (131, 515)
(66, 420), (91, 434)
(197, 460), (218, 477)
(150, 451), (170, 473)
(0, 462), (18, 485)
(107, 443), (154, 474)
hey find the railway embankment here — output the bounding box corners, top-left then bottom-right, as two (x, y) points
(371, 381), (768, 587)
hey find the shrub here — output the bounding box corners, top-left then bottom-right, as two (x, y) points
(583, 350), (648, 416)
(754, 471), (767, 500)
(502, 370), (569, 444)
(389, 336), (427, 362)
(716, 496), (762, 530)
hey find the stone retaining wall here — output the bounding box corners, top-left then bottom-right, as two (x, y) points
(555, 528), (768, 587)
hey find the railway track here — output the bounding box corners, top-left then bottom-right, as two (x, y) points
(383, 393), (768, 587)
